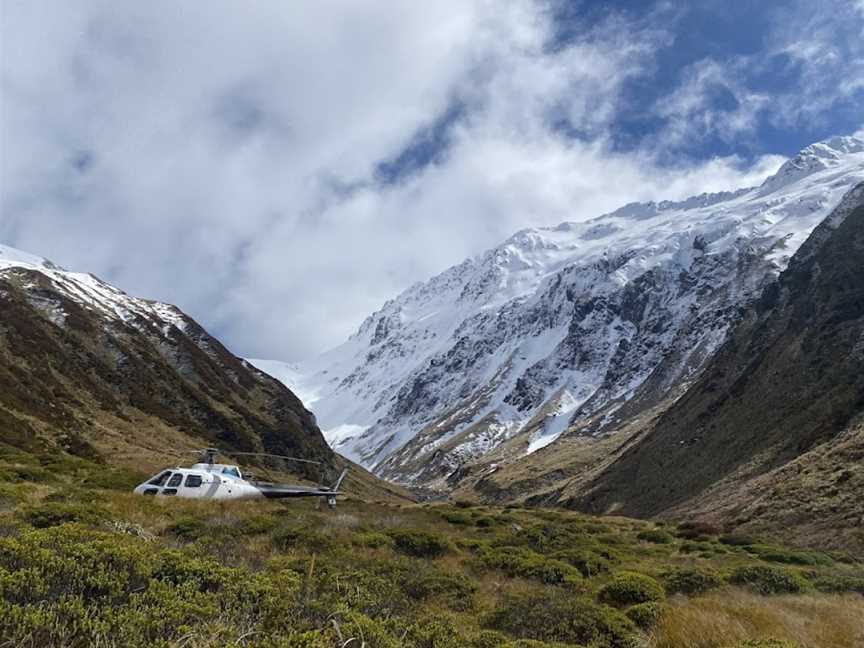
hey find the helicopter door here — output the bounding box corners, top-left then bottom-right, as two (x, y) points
(180, 473), (204, 499)
(162, 472), (183, 496)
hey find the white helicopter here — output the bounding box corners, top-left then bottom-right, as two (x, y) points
(133, 448), (347, 508)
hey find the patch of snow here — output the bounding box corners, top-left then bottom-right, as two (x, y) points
(526, 390), (579, 454)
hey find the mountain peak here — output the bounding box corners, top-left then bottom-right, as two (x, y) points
(0, 243), (62, 271)
(0, 239), (337, 478)
(263, 133), (864, 482)
(760, 134), (864, 194)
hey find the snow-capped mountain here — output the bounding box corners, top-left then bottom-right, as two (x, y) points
(0, 244), (190, 334)
(252, 135), (864, 488)
(0, 243), (335, 474)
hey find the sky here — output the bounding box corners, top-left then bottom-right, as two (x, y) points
(1, 0), (863, 361)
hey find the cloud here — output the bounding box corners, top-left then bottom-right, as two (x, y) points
(654, 59), (770, 147)
(651, 0), (864, 150)
(0, 1), (837, 361)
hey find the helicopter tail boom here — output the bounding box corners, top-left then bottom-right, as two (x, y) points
(331, 468), (348, 493)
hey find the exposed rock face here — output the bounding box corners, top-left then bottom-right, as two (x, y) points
(262, 136), (864, 491)
(0, 246), (333, 479)
(563, 182), (864, 548)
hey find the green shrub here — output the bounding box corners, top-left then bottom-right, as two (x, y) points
(729, 565), (807, 595)
(476, 546), (583, 585)
(598, 572), (665, 606)
(625, 602), (663, 630)
(405, 572), (477, 611)
(238, 514), (279, 535)
(273, 526), (333, 553)
(662, 567), (724, 595)
(472, 631), (574, 648)
(81, 467), (147, 491)
(512, 523), (592, 553)
(0, 484), (20, 512)
(675, 521), (721, 543)
(0, 525), (151, 602)
(726, 640), (800, 648)
(165, 516), (208, 541)
(549, 549), (612, 577)
(439, 510), (472, 525)
(679, 540), (715, 554)
(472, 630), (511, 647)
(334, 613), (401, 648)
(19, 502), (103, 528)
(351, 531), (394, 549)
(718, 533), (759, 546)
(3, 464), (52, 483)
(806, 573), (864, 594)
(404, 616), (463, 648)
(596, 533), (628, 546)
(636, 528), (674, 544)
(582, 523), (612, 535)
(745, 544), (833, 567)
(387, 529), (451, 558)
(485, 590), (638, 648)
(457, 537), (488, 551)
(151, 550), (238, 593)
(677, 521), (721, 537)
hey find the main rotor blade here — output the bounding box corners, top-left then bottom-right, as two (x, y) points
(229, 452), (322, 466)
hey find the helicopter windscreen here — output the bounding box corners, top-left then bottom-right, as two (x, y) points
(146, 471), (172, 486)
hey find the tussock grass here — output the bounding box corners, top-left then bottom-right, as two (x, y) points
(652, 591), (864, 648)
(1, 448), (863, 647)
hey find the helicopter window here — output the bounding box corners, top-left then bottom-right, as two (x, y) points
(166, 473), (183, 488)
(222, 466), (241, 478)
(184, 474), (203, 488)
(147, 471), (172, 486)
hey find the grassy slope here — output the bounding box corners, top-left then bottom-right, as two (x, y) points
(0, 265), (412, 504)
(0, 266), (332, 474)
(455, 193), (864, 553)
(567, 200), (864, 549)
(1, 447), (862, 648)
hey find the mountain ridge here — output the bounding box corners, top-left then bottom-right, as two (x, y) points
(256, 135), (864, 490)
(541, 180), (864, 550)
(0, 243), (413, 502)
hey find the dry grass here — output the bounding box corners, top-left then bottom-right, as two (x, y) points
(652, 590), (864, 648)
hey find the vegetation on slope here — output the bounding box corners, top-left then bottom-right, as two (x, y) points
(569, 195), (864, 549)
(1, 445), (862, 647)
(0, 265), (333, 480)
(455, 186), (864, 554)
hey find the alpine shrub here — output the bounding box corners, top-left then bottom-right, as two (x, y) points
(636, 528), (674, 544)
(485, 590), (638, 648)
(662, 567), (724, 595)
(598, 572), (665, 606)
(625, 602), (663, 630)
(729, 565), (807, 595)
(387, 529), (451, 558)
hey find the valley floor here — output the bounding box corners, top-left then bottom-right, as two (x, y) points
(0, 446), (862, 648)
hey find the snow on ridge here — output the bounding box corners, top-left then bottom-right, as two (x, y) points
(759, 135), (864, 195)
(264, 135), (864, 478)
(0, 242), (188, 335)
(0, 244), (59, 271)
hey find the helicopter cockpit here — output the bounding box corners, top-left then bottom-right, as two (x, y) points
(189, 462), (243, 479)
(132, 448), (347, 504)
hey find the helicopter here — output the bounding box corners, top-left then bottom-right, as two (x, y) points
(133, 448), (347, 508)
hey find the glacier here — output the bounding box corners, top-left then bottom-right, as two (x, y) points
(247, 135), (862, 487)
